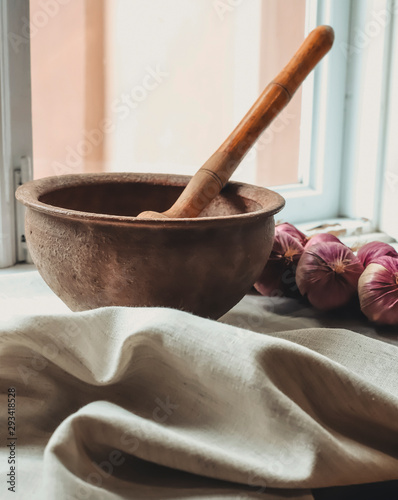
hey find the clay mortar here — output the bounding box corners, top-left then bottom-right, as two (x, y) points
(15, 173), (285, 319)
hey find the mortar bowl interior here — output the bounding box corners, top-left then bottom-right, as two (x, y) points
(15, 173), (285, 319)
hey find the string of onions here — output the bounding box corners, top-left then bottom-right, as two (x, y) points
(254, 223), (398, 324)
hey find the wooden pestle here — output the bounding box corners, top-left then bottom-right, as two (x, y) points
(137, 25), (334, 220)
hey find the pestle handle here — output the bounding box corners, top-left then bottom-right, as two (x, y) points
(140, 25), (334, 220)
(272, 24), (335, 98)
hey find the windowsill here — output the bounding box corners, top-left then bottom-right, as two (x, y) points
(0, 263), (70, 316)
(0, 263), (37, 274)
(296, 217), (397, 249)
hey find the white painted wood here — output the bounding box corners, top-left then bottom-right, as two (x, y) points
(14, 156), (33, 263)
(0, 0), (33, 268)
(379, 0), (398, 240)
(340, 0), (394, 228)
(296, 0), (318, 187)
(275, 0), (351, 224)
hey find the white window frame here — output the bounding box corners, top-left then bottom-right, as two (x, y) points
(271, 0), (398, 238)
(231, 0), (352, 225)
(273, 0), (352, 223)
(339, 0), (396, 232)
(374, 0), (398, 241)
(0, 0), (33, 269)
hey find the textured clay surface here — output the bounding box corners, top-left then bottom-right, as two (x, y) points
(16, 173), (285, 319)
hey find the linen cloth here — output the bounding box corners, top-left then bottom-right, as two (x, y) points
(0, 267), (398, 500)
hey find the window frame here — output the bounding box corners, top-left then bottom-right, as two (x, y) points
(0, 0), (33, 269)
(339, 0), (396, 231)
(369, 0), (398, 240)
(272, 0), (352, 223)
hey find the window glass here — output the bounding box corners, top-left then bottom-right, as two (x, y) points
(30, 0), (307, 187)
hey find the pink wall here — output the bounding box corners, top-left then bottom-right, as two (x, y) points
(30, 0), (105, 179)
(257, 0), (306, 187)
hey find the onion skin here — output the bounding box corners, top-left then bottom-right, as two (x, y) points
(358, 256), (398, 324)
(305, 233), (341, 249)
(254, 231), (304, 297)
(275, 222), (308, 246)
(357, 241), (398, 268)
(296, 242), (364, 311)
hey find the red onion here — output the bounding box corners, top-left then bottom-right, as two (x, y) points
(296, 241), (363, 310)
(254, 231), (304, 297)
(305, 233), (341, 249)
(357, 241), (398, 268)
(358, 256), (398, 324)
(275, 222), (308, 246)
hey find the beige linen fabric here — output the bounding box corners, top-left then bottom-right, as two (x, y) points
(0, 268), (398, 499)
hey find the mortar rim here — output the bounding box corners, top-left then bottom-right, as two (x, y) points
(15, 172), (285, 226)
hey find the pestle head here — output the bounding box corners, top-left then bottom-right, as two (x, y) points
(136, 210), (169, 220)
